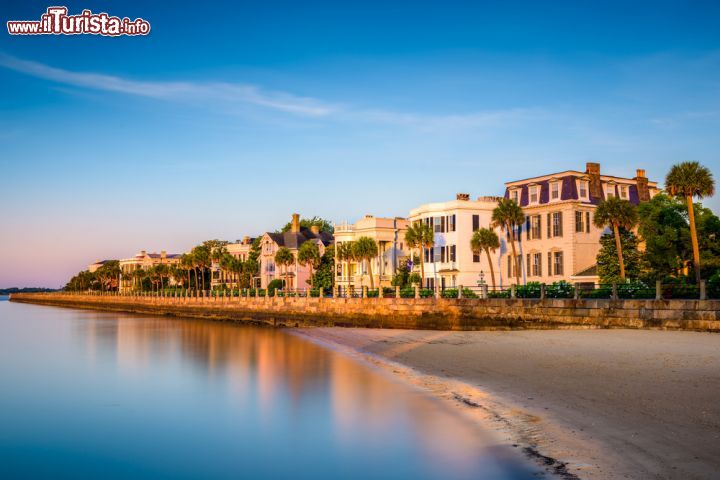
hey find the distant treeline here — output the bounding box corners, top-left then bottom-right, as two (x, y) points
(0, 287), (58, 295)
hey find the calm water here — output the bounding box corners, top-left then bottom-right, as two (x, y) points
(0, 301), (536, 479)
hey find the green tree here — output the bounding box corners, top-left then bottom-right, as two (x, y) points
(274, 247), (295, 290)
(311, 244), (335, 290)
(597, 230), (643, 284)
(593, 197), (638, 281)
(179, 253), (194, 289)
(280, 216), (334, 234)
(637, 194), (691, 280)
(491, 198), (524, 285)
(665, 161), (716, 282)
(391, 261), (411, 288)
(352, 236), (379, 289)
(298, 241), (322, 288)
(470, 228), (500, 289)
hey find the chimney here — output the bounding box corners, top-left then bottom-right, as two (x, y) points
(456, 193), (470, 201)
(586, 162), (602, 199)
(291, 213), (300, 233)
(635, 168), (650, 202)
(140, 250), (146, 256)
(310, 225), (320, 235)
(243, 236), (250, 245)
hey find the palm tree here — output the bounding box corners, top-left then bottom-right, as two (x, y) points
(352, 237), (379, 289)
(224, 255), (244, 292)
(298, 241), (321, 289)
(274, 247), (294, 290)
(404, 222), (434, 287)
(131, 267), (146, 292)
(593, 197), (638, 281)
(491, 198), (525, 285)
(169, 264), (185, 291)
(192, 245), (211, 291)
(211, 245), (229, 287)
(179, 253), (194, 290)
(470, 228), (500, 290)
(665, 161), (716, 283)
(155, 263), (169, 292)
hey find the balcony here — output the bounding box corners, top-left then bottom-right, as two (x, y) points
(436, 261), (458, 272)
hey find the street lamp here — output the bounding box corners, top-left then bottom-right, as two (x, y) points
(477, 270), (486, 286)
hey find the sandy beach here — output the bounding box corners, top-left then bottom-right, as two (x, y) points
(297, 328), (720, 480)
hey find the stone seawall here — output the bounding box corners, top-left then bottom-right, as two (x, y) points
(10, 292), (720, 331)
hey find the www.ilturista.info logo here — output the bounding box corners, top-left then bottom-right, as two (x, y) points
(7, 6), (150, 36)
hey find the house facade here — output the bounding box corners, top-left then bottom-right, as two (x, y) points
(501, 162), (659, 286)
(334, 215), (409, 292)
(259, 214), (333, 289)
(87, 259), (113, 273)
(119, 250), (181, 292)
(409, 194), (504, 290)
(210, 236), (255, 289)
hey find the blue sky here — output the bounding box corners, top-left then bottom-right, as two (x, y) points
(1, 0), (719, 287)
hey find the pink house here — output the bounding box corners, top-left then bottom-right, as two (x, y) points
(259, 214), (333, 289)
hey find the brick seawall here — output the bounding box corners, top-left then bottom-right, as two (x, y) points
(9, 292), (720, 331)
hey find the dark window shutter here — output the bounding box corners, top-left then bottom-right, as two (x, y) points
(548, 252), (552, 276)
(558, 212), (563, 237)
(547, 214), (552, 238)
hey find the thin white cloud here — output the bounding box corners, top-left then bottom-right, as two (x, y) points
(0, 53), (546, 129)
(0, 53), (336, 116)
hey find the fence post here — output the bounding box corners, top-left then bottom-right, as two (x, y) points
(458, 285), (463, 299)
(655, 280), (662, 300)
(379, 286), (384, 298)
(395, 285), (400, 299)
(414, 285), (420, 299)
(574, 285), (579, 300)
(435, 285), (440, 299)
(510, 284), (516, 299)
(611, 283), (618, 300)
(700, 280), (707, 300)
(540, 283), (546, 300)
(482, 284), (489, 299)
(362, 286), (367, 299)
(265, 288), (270, 300)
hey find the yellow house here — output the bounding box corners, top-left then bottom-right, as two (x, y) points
(119, 250), (181, 292)
(334, 215), (409, 291)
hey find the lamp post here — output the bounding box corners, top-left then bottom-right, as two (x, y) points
(477, 270), (487, 298)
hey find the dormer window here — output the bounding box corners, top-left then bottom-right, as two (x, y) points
(510, 189), (520, 204)
(619, 185), (628, 199)
(550, 181), (560, 201)
(528, 185), (539, 204)
(605, 183), (616, 199)
(578, 180), (588, 199)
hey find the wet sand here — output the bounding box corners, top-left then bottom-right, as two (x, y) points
(297, 328), (720, 480)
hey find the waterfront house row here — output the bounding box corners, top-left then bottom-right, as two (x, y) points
(99, 161), (659, 292)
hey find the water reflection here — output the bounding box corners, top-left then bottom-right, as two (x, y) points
(0, 302), (535, 479)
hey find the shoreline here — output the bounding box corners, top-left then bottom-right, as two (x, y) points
(9, 292), (720, 332)
(296, 327), (720, 480)
(293, 329), (591, 479)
